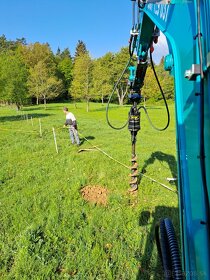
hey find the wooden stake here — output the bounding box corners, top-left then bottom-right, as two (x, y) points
(39, 118), (42, 137)
(52, 127), (58, 153)
(31, 116), (34, 126)
(144, 96), (146, 108)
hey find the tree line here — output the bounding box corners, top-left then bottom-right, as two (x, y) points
(0, 35), (174, 111)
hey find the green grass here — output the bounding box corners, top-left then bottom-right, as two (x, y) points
(0, 102), (179, 279)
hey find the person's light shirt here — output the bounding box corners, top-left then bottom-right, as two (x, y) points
(66, 112), (76, 122)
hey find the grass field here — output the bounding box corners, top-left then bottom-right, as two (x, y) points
(0, 102), (179, 280)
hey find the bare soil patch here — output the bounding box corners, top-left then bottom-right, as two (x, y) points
(81, 185), (108, 205)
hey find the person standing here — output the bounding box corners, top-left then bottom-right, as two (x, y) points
(63, 107), (80, 146)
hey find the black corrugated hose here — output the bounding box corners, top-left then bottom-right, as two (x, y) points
(155, 218), (183, 280)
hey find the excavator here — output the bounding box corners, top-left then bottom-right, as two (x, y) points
(107, 0), (210, 278)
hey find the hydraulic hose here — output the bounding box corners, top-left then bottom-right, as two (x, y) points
(141, 49), (170, 131)
(155, 218), (183, 280)
(129, 34), (135, 57)
(106, 57), (132, 130)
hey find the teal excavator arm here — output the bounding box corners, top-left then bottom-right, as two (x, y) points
(128, 0), (210, 278)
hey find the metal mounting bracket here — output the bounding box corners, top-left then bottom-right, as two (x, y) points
(185, 64), (201, 81)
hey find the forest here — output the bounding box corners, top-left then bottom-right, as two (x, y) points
(0, 35), (174, 111)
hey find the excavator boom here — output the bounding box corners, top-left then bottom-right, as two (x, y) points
(129, 0), (210, 278)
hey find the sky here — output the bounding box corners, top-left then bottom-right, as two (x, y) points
(0, 0), (168, 64)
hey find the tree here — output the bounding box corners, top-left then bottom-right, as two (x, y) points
(60, 48), (71, 59)
(74, 40), (87, 59)
(56, 47), (61, 56)
(57, 57), (73, 94)
(0, 51), (28, 109)
(70, 52), (93, 112)
(92, 52), (114, 104)
(155, 58), (174, 100)
(141, 65), (157, 101)
(111, 47), (131, 105)
(0, 35), (9, 52)
(27, 60), (64, 108)
(141, 58), (174, 102)
(16, 37), (27, 46)
(0, 35), (27, 53)
(17, 42), (63, 106)
(56, 48), (73, 99)
(17, 42), (55, 70)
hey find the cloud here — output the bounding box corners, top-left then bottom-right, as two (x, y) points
(153, 31), (169, 64)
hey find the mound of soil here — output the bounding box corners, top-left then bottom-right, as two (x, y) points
(81, 185), (108, 205)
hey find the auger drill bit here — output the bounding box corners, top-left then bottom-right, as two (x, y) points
(128, 103), (140, 191)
